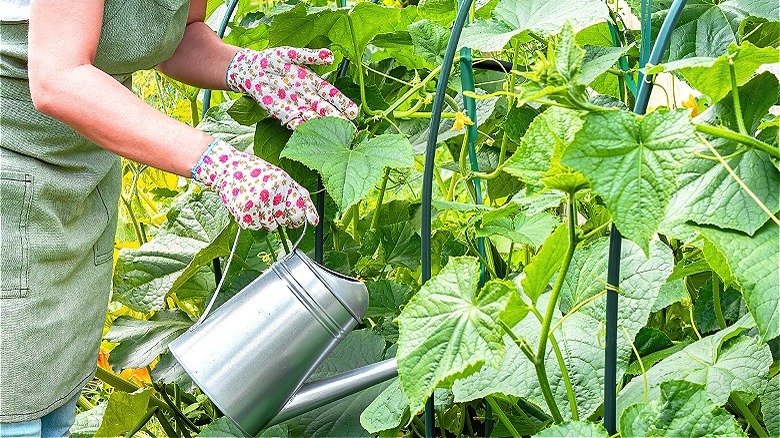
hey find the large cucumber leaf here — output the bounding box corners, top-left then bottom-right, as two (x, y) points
(397, 257), (514, 413)
(664, 72), (779, 237)
(620, 380), (746, 437)
(696, 221), (780, 342)
(113, 189), (233, 313)
(644, 42), (779, 104)
(617, 315), (772, 419)
(282, 117), (413, 211)
(562, 109), (701, 254)
(458, 0), (609, 52)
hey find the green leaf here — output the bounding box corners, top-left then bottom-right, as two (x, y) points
(503, 105), (541, 144)
(696, 221), (780, 341)
(459, 0), (610, 52)
(378, 222), (422, 271)
(199, 101), (256, 152)
(534, 421), (608, 437)
(419, 0), (456, 24)
(104, 310), (192, 371)
(762, 373), (780, 437)
(397, 258), (513, 413)
(693, 280), (743, 334)
(559, 238), (674, 345)
(670, 72), (780, 236)
(227, 96), (268, 126)
(359, 379), (409, 434)
(663, 0), (779, 60)
(521, 224), (568, 303)
(625, 340), (693, 377)
(562, 109), (701, 254)
(702, 240), (736, 289)
(580, 44), (631, 86)
(644, 42), (779, 104)
(70, 403), (106, 438)
(408, 19), (450, 68)
(113, 190), (233, 313)
(94, 389), (152, 438)
(477, 211), (559, 247)
(198, 417), (246, 437)
(269, 2), (400, 62)
(282, 117), (414, 211)
(503, 107), (587, 194)
(454, 238), (672, 419)
(280, 330), (390, 437)
(617, 316), (772, 419)
(620, 380), (746, 437)
(651, 278), (688, 313)
(365, 280), (414, 320)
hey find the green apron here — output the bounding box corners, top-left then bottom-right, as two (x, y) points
(0, 0), (189, 422)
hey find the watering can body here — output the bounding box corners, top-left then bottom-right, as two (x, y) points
(169, 249), (371, 436)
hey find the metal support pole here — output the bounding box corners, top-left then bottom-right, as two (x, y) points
(604, 0), (687, 433)
(421, 0), (475, 435)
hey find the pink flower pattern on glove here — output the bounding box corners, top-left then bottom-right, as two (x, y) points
(194, 139), (318, 230)
(227, 47), (359, 130)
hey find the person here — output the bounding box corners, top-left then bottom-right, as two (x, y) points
(0, 0), (357, 435)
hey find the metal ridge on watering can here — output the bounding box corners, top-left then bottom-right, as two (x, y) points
(169, 245), (368, 436)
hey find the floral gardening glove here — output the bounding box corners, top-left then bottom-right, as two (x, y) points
(226, 47), (359, 130)
(193, 139), (318, 230)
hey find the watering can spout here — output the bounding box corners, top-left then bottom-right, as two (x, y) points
(267, 358), (398, 427)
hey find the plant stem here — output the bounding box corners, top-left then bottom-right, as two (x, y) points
(500, 320), (537, 363)
(486, 397), (521, 438)
(347, 17), (381, 116)
(533, 192), (577, 424)
(728, 59), (748, 136)
(694, 124), (779, 159)
(277, 228), (291, 254)
(189, 98), (200, 127)
(77, 395), (94, 411)
(155, 410), (179, 438)
(382, 65), (445, 117)
(712, 273), (727, 330)
(121, 194), (146, 245)
(436, 409), (447, 438)
(371, 168), (391, 230)
(155, 381), (200, 434)
(351, 203), (361, 244)
(548, 333), (579, 421)
(731, 393), (769, 438)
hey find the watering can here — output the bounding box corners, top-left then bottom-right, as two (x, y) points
(169, 229), (398, 436)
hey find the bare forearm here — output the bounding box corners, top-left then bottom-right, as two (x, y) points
(156, 22), (239, 90)
(32, 64), (213, 176)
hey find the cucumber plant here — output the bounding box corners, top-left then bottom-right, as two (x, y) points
(81, 0), (779, 436)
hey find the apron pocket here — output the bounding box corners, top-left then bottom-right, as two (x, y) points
(1, 170), (33, 298)
(93, 185), (115, 266)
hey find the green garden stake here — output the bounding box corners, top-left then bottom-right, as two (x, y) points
(421, 0), (476, 435)
(604, 0), (688, 433)
(203, 0), (240, 284)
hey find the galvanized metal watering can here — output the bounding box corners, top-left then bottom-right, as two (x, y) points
(169, 229), (397, 436)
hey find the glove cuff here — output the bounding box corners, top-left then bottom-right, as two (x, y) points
(192, 138), (234, 187)
(226, 48), (259, 93)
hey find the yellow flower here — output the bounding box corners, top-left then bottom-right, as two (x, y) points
(682, 94), (700, 117)
(451, 111), (474, 133)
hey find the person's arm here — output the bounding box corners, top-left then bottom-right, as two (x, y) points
(27, 0), (211, 177)
(156, 0), (239, 90)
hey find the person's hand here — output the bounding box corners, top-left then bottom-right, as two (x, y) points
(193, 139), (318, 230)
(226, 47), (359, 130)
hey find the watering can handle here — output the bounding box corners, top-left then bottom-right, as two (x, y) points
(194, 222), (308, 328)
